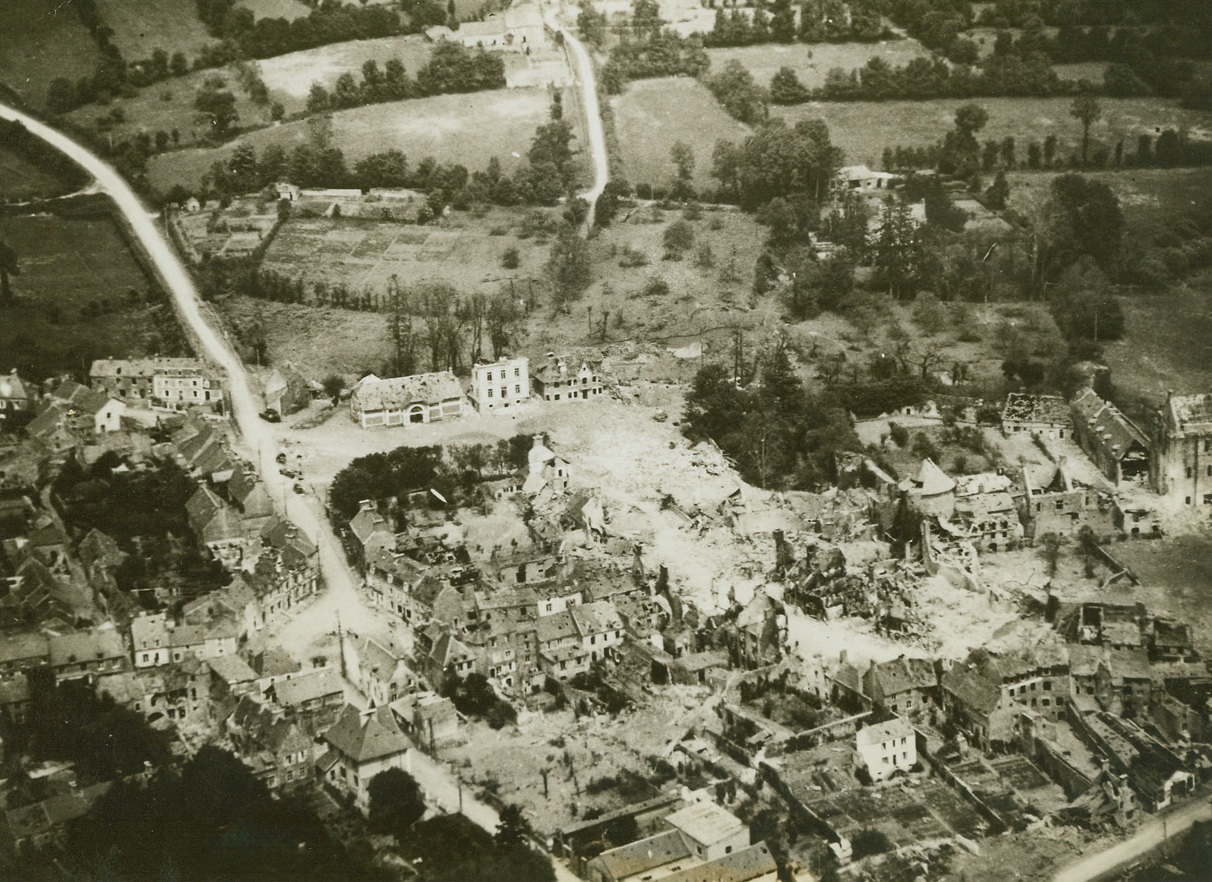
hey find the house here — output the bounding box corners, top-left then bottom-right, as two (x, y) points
(35, 382), (125, 436)
(470, 356), (529, 411)
(455, 2), (546, 51)
(131, 613), (171, 668)
(349, 371), (466, 428)
(522, 437), (571, 498)
(227, 693), (316, 791)
(186, 485), (255, 568)
(265, 668), (344, 727)
(263, 362), (311, 416)
(532, 356), (604, 403)
(1, 782), (112, 854)
(586, 801), (771, 882)
(0, 369), (35, 428)
(1150, 392), (1212, 505)
(0, 673), (31, 726)
(344, 635), (418, 707)
(836, 164), (895, 192)
(1002, 393), (1071, 439)
(941, 663), (1018, 753)
(0, 631), (50, 677)
(225, 462), (275, 523)
(90, 357), (218, 408)
(390, 692), (459, 748)
(364, 546), (427, 617)
(318, 704), (414, 813)
(348, 500), (393, 570)
(48, 628), (126, 681)
(153, 367), (224, 412)
(275, 182), (300, 202)
(950, 484), (1023, 553)
(1021, 462), (1104, 540)
(1071, 389), (1150, 485)
(423, 629), (478, 686)
(862, 656), (937, 715)
(854, 715), (916, 782)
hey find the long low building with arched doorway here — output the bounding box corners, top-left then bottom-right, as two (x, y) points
(349, 371), (467, 428)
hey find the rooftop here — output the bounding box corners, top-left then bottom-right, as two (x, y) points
(1003, 393), (1071, 427)
(665, 800), (746, 847)
(352, 371), (463, 412)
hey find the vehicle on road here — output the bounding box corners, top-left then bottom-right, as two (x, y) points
(260, 409), (281, 423)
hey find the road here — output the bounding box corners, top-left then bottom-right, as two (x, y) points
(543, 1), (609, 229)
(1053, 794), (1212, 882)
(0, 101), (385, 648)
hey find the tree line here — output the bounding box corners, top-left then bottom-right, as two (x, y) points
(197, 101), (579, 210)
(304, 43), (506, 115)
(703, 0), (888, 47)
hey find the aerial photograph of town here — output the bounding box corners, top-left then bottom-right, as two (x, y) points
(1, 0), (1211, 879)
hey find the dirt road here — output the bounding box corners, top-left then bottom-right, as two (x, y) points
(0, 101), (388, 655)
(543, 0), (608, 227)
(1052, 794), (1212, 882)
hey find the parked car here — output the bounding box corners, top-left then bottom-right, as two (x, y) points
(259, 409), (281, 423)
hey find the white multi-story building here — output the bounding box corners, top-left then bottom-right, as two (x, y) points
(854, 716), (916, 782)
(153, 369), (224, 411)
(470, 356), (529, 412)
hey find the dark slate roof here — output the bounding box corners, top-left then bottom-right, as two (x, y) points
(323, 704), (411, 764)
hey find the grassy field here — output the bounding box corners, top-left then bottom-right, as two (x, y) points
(0, 0), (103, 109)
(0, 147), (75, 200)
(147, 86), (572, 192)
(95, 0), (215, 60)
(258, 36), (433, 102)
(1111, 535), (1212, 654)
(612, 77), (751, 192)
(706, 38), (933, 91)
(1102, 280), (1212, 404)
(237, 0), (312, 20)
(1052, 62), (1107, 83)
(64, 65), (284, 153)
(773, 97), (1212, 170)
(1005, 167), (1212, 231)
(0, 206), (186, 381)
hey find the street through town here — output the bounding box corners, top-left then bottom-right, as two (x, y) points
(1053, 793), (1212, 882)
(0, 99), (595, 878)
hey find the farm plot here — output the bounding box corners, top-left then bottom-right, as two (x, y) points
(238, 0), (312, 20)
(0, 208), (186, 381)
(612, 77), (752, 192)
(262, 208), (561, 300)
(148, 86), (568, 192)
(0, 148), (75, 200)
(773, 97), (1212, 170)
(257, 36), (435, 102)
(706, 39), (933, 91)
(0, 0), (102, 110)
(95, 0), (215, 61)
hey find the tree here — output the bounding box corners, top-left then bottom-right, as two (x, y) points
(872, 202), (926, 299)
(0, 239), (18, 306)
(769, 66), (808, 104)
(1040, 532), (1064, 577)
(670, 141), (695, 199)
(368, 768), (425, 837)
(663, 219), (695, 258)
(495, 804), (533, 850)
(195, 87), (239, 136)
(546, 228), (592, 311)
(706, 60), (768, 125)
(1033, 173), (1123, 290)
(631, 0), (665, 40)
(322, 374), (346, 403)
(1071, 95), (1102, 165)
(577, 3), (608, 48)
(985, 170), (1010, 209)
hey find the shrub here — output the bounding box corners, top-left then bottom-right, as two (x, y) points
(502, 247), (520, 269)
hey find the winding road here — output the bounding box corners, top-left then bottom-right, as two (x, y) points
(543, 1), (609, 229)
(0, 101), (381, 641)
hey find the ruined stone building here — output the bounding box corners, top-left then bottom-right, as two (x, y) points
(1150, 393), (1212, 505)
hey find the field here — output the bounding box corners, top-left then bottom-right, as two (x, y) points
(258, 35), (434, 102)
(1052, 62), (1107, 83)
(0, 147), (76, 200)
(773, 97), (1212, 170)
(1005, 166), (1212, 230)
(612, 77), (751, 192)
(1103, 281), (1212, 404)
(238, 0), (312, 20)
(95, 0), (215, 60)
(0, 204), (187, 381)
(706, 38), (933, 91)
(1111, 535), (1212, 654)
(64, 65), (285, 153)
(0, 0), (103, 109)
(147, 86), (573, 192)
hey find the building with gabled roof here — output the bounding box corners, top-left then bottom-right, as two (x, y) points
(263, 362), (311, 416)
(531, 355), (603, 404)
(0, 368), (34, 428)
(855, 715), (916, 782)
(227, 693), (316, 791)
(344, 635), (418, 707)
(349, 371), (465, 429)
(186, 485), (256, 568)
(899, 458), (956, 518)
(862, 656), (937, 715)
(1002, 393), (1071, 439)
(319, 704), (413, 813)
(1071, 389), (1150, 486)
